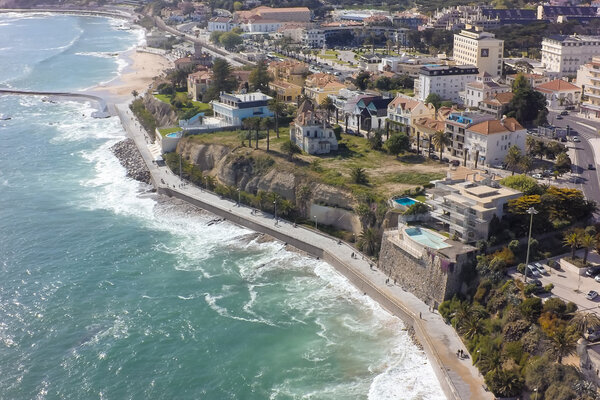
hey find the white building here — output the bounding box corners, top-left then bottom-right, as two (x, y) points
(301, 28), (326, 48)
(460, 72), (511, 109)
(427, 176), (522, 243)
(579, 56), (600, 118)
(541, 34), (600, 77)
(290, 101), (338, 154)
(208, 16), (235, 32)
(415, 65), (479, 104)
(464, 117), (526, 167)
(210, 91), (274, 126)
(535, 79), (582, 109)
(453, 25), (504, 78)
(387, 94), (436, 133)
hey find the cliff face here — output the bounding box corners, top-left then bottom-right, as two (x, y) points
(143, 94), (178, 127)
(175, 139), (357, 223)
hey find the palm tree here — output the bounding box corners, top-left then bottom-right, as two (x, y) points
(261, 117), (274, 151)
(563, 231), (581, 259)
(131, 89), (139, 98)
(580, 233), (597, 265)
(476, 349), (501, 375)
(268, 98), (286, 138)
(458, 313), (486, 340)
(350, 167), (369, 185)
(549, 325), (578, 364)
(431, 130), (451, 162)
(570, 312), (600, 336)
(320, 96), (335, 124)
(358, 228), (379, 256)
(242, 118), (253, 147)
(251, 117), (261, 150)
(504, 145), (522, 176)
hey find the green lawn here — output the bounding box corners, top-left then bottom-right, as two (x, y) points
(389, 171), (445, 185)
(154, 94), (171, 104)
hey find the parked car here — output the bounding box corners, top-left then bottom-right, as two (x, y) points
(586, 290), (599, 300)
(556, 115), (563, 120)
(589, 164), (596, 170)
(527, 264), (541, 278)
(530, 278), (543, 287)
(532, 173), (543, 179)
(595, 274), (600, 283)
(430, 154), (439, 160)
(560, 110), (569, 115)
(560, 137), (568, 142)
(534, 262), (548, 275)
(586, 266), (600, 277)
(441, 157), (450, 163)
(573, 136), (581, 143)
(450, 160), (460, 167)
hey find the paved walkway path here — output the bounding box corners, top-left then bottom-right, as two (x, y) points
(115, 103), (493, 400)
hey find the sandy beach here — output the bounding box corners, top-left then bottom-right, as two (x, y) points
(88, 49), (173, 104)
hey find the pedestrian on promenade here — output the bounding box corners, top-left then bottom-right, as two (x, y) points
(351, 252), (355, 258)
(419, 312), (422, 319)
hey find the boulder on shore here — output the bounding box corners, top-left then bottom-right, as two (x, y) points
(110, 138), (151, 184)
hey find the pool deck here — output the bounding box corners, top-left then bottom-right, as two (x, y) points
(116, 102), (494, 400)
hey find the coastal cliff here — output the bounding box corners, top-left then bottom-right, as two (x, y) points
(143, 94), (178, 128)
(175, 139), (359, 231)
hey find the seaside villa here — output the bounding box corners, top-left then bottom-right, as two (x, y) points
(210, 91), (274, 126)
(290, 100), (338, 155)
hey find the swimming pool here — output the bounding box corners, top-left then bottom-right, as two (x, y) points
(394, 197), (417, 207)
(404, 227), (450, 250)
(166, 132), (182, 138)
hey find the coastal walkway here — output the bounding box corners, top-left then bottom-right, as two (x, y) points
(115, 103), (493, 400)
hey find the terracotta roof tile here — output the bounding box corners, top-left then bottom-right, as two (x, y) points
(468, 118), (523, 135)
(535, 79), (580, 92)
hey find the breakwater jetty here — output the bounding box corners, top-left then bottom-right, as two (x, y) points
(0, 89), (110, 117)
(115, 102), (493, 400)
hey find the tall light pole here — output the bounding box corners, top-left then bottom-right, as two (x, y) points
(237, 188), (241, 206)
(314, 215), (318, 230)
(273, 200), (277, 220)
(534, 388), (538, 400)
(524, 206), (538, 283)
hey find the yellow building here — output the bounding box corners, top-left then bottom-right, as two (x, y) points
(304, 73), (346, 104)
(580, 56), (600, 119)
(453, 25), (503, 78)
(269, 80), (303, 103)
(267, 60), (309, 86)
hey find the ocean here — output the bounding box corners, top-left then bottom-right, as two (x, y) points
(0, 13), (445, 399)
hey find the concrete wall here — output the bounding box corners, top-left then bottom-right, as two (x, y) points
(310, 203), (361, 234)
(378, 231), (468, 305)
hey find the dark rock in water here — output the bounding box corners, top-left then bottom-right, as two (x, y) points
(109, 139), (151, 184)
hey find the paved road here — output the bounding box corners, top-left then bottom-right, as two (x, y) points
(115, 102), (493, 400)
(548, 110), (600, 205)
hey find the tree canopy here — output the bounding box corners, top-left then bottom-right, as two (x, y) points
(248, 59), (271, 93)
(503, 74), (547, 124)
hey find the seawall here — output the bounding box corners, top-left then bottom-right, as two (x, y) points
(116, 102), (493, 400)
(0, 89), (110, 116)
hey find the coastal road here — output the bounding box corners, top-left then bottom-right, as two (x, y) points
(548, 110), (600, 205)
(115, 103), (493, 400)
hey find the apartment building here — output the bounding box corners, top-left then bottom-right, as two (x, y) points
(387, 94), (436, 134)
(461, 72), (510, 108)
(535, 79), (581, 109)
(453, 26), (504, 78)
(506, 73), (549, 87)
(464, 117), (526, 167)
(541, 34), (600, 77)
(427, 177), (521, 242)
(579, 56), (600, 118)
(415, 65), (479, 103)
(444, 111), (495, 160)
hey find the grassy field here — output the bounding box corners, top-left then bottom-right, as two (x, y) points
(154, 92), (212, 112)
(182, 127), (448, 200)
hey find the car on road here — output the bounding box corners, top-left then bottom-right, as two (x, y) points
(450, 160), (460, 167)
(589, 164), (596, 170)
(560, 110), (569, 115)
(586, 266), (600, 277)
(430, 154), (439, 160)
(492, 164), (505, 169)
(573, 136), (581, 143)
(586, 290), (599, 300)
(532, 173), (543, 179)
(527, 264), (541, 278)
(441, 157), (450, 163)
(534, 262), (548, 275)
(595, 274), (600, 283)
(560, 137), (568, 142)
(556, 115), (563, 120)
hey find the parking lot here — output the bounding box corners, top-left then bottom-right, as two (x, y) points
(508, 249), (600, 316)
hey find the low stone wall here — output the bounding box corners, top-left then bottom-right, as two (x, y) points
(560, 258), (587, 276)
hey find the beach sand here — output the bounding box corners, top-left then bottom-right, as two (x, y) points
(88, 49), (173, 104)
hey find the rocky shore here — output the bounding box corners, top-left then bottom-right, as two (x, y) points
(110, 138), (151, 184)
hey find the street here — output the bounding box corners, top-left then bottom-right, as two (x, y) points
(548, 110), (600, 204)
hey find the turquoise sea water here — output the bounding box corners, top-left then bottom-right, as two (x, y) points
(0, 13), (445, 399)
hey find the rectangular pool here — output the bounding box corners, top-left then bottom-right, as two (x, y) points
(404, 227), (450, 250)
(394, 197), (417, 207)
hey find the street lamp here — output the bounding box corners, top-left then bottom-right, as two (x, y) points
(314, 215), (318, 230)
(524, 207), (539, 283)
(534, 388), (538, 400)
(237, 188), (241, 206)
(273, 200), (277, 220)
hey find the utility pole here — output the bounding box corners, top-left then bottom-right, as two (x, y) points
(524, 207), (538, 283)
